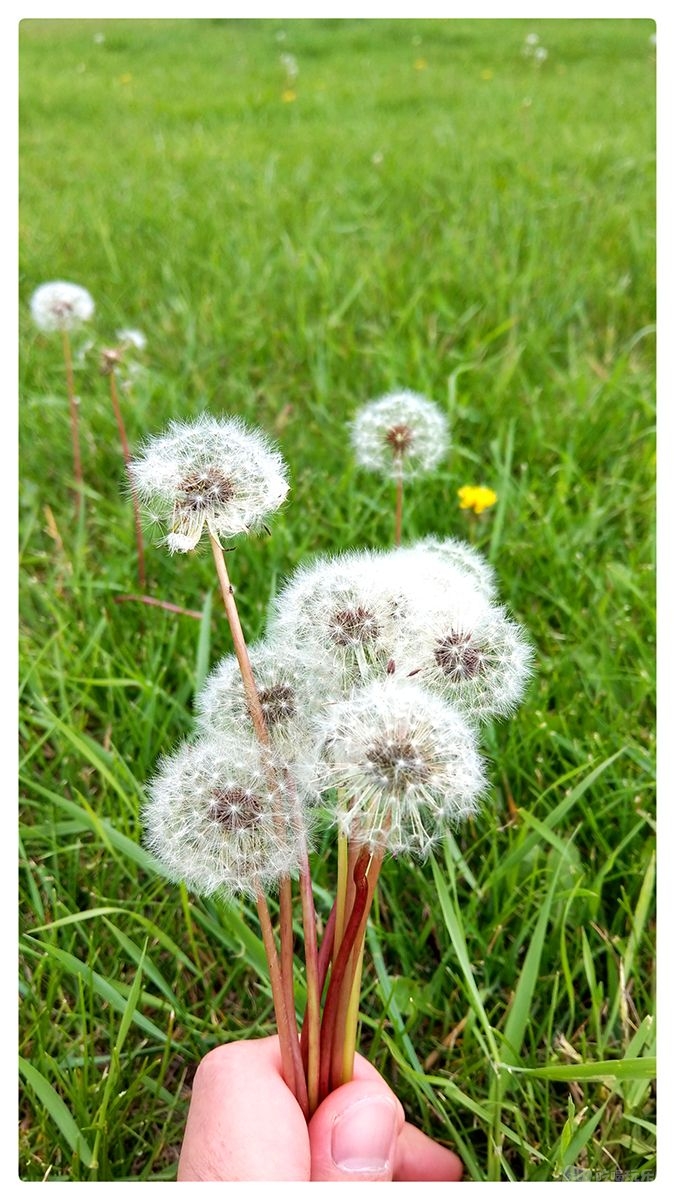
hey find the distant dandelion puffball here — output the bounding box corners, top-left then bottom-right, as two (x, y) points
(143, 735), (306, 899)
(313, 680), (485, 857)
(351, 391), (449, 480)
(116, 328), (146, 351)
(30, 280), (95, 333)
(129, 414), (289, 552)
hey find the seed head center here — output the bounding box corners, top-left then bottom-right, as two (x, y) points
(365, 735), (430, 786)
(385, 423), (414, 454)
(330, 606), (381, 647)
(178, 467), (235, 513)
(434, 631), (483, 680)
(258, 683), (296, 726)
(209, 786), (263, 833)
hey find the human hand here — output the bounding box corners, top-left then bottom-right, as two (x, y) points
(177, 1036), (463, 1182)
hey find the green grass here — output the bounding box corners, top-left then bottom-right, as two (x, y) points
(19, 17), (655, 1182)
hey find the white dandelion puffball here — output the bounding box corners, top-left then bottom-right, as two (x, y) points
(30, 280), (95, 333)
(129, 414), (289, 552)
(195, 637), (326, 758)
(412, 536), (499, 602)
(116, 328), (146, 351)
(143, 735), (307, 899)
(396, 586), (534, 721)
(313, 680), (485, 858)
(350, 390), (449, 480)
(270, 548), (424, 690)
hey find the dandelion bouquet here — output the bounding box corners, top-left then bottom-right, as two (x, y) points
(133, 409), (532, 1119)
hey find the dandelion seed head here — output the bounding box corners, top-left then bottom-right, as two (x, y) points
(313, 680), (485, 857)
(270, 549), (423, 689)
(195, 638), (325, 757)
(143, 734), (307, 899)
(397, 593), (534, 721)
(116, 328), (146, 351)
(129, 414), (289, 552)
(414, 536), (499, 601)
(30, 281), (95, 333)
(351, 391), (449, 480)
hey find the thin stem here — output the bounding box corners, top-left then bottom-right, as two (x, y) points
(394, 473), (404, 545)
(278, 875), (307, 1104)
(113, 594), (203, 619)
(256, 890), (308, 1118)
(61, 329), (82, 516)
(337, 847), (384, 1087)
(208, 530), (304, 1097)
(333, 829), (349, 962)
(318, 848), (371, 1103)
(298, 845), (321, 1116)
(208, 531), (270, 746)
(108, 369), (146, 588)
(330, 844), (383, 1090)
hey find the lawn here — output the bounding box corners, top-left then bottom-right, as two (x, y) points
(19, 17), (656, 1182)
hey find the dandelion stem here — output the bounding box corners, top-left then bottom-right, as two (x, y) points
(61, 329), (82, 516)
(330, 843), (384, 1091)
(108, 368), (146, 588)
(334, 828), (349, 962)
(394, 473), (404, 545)
(300, 899), (336, 1068)
(298, 843), (321, 1116)
(256, 889), (308, 1118)
(318, 848), (371, 1103)
(208, 531), (270, 747)
(209, 530), (304, 1097)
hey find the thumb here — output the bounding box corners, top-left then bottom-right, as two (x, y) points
(309, 1080), (404, 1182)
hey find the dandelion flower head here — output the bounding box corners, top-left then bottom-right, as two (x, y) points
(312, 679), (485, 857)
(30, 280), (95, 334)
(458, 485), (497, 515)
(351, 390), (449, 480)
(143, 734), (307, 899)
(129, 414), (289, 552)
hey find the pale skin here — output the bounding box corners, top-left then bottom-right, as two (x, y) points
(178, 1036), (463, 1183)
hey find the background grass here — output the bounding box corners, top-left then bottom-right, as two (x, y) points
(19, 17), (655, 1182)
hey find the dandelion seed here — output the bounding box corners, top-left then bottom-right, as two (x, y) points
(129, 414), (289, 553)
(30, 280), (95, 334)
(533, 46), (548, 63)
(458, 485), (497, 515)
(143, 735), (308, 899)
(311, 680), (485, 857)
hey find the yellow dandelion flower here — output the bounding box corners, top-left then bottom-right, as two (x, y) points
(414, 58), (428, 70)
(480, 68), (494, 81)
(281, 89), (297, 103)
(458, 485), (498, 515)
(118, 73), (133, 85)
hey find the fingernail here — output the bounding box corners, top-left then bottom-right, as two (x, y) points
(331, 1095), (398, 1174)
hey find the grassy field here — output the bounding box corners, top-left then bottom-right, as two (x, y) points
(19, 17), (656, 1182)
